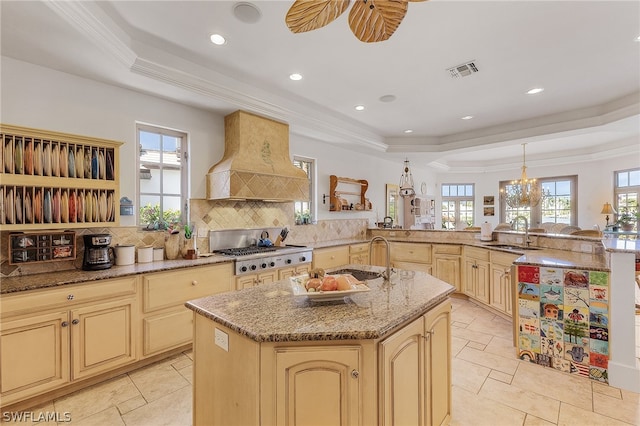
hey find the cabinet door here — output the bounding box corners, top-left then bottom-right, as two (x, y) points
(275, 346), (361, 426)
(380, 316), (425, 426)
(424, 301), (452, 426)
(433, 255), (461, 292)
(475, 261), (491, 304)
(236, 274), (257, 290)
(463, 259), (476, 296)
(71, 298), (136, 380)
(143, 309), (193, 357)
(349, 253), (368, 265)
(490, 263), (511, 313)
(257, 270), (278, 286)
(279, 267), (295, 280)
(0, 311), (70, 405)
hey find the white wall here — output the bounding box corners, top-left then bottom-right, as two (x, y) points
(2, 57), (434, 227)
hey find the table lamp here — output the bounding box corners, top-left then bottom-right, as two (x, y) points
(600, 202), (616, 227)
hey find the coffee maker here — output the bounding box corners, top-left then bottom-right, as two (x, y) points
(82, 234), (113, 270)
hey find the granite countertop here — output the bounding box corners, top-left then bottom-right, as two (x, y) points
(602, 237), (640, 254)
(1, 255), (232, 294)
(185, 265), (455, 343)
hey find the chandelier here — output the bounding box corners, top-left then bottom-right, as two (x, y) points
(399, 158), (415, 197)
(500, 144), (547, 208)
(285, 0), (427, 43)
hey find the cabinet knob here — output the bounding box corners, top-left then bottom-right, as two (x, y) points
(61, 321), (69, 327)
(351, 369), (359, 379)
(192, 280), (198, 286)
(72, 319), (79, 325)
(67, 294), (74, 300)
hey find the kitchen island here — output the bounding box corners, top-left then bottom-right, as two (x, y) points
(185, 265), (455, 426)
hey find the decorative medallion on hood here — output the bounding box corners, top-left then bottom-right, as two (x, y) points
(206, 110), (310, 202)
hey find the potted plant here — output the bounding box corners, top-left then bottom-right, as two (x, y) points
(616, 208), (637, 232)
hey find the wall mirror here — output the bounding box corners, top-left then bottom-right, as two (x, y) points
(386, 184), (399, 225)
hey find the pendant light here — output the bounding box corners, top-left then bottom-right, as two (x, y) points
(399, 159), (415, 197)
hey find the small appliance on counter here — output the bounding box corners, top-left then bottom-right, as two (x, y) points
(82, 234), (113, 270)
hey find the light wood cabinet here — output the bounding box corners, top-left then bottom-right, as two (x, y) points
(0, 124), (121, 230)
(0, 277), (137, 406)
(463, 247), (490, 304)
(349, 242), (369, 265)
(390, 242), (432, 273)
(432, 245), (462, 292)
(274, 346), (361, 425)
(490, 252), (519, 316)
(380, 300), (452, 426)
(235, 270), (278, 290)
(278, 265), (310, 280)
(313, 245), (350, 269)
(141, 263), (233, 357)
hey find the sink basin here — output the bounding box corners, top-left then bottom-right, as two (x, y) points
(331, 268), (383, 281)
(488, 244), (541, 251)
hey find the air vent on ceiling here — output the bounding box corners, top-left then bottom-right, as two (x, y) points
(447, 61), (479, 78)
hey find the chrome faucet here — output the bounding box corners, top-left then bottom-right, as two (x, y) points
(369, 236), (392, 281)
(513, 215), (531, 247)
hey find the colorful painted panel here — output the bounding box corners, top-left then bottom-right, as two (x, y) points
(516, 265), (609, 384)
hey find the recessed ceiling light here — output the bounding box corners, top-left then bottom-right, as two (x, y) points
(355, 105), (365, 111)
(289, 73), (302, 81)
(527, 87), (544, 95)
(636, 35), (640, 42)
(233, 2), (261, 24)
(404, 129), (413, 134)
(379, 95), (396, 103)
(210, 34), (226, 45)
(461, 115), (474, 120)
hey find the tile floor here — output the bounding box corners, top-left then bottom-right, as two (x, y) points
(4, 298), (639, 426)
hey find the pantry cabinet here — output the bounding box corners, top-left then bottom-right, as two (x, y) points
(0, 277), (137, 406)
(0, 124), (121, 230)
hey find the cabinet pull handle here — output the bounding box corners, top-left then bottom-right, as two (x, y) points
(192, 280), (198, 286)
(61, 321), (69, 327)
(72, 319), (79, 325)
(351, 369), (359, 379)
(67, 294), (74, 300)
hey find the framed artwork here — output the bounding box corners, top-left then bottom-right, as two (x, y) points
(483, 196), (494, 206)
(484, 207), (495, 216)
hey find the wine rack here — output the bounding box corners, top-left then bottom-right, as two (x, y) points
(0, 124), (122, 230)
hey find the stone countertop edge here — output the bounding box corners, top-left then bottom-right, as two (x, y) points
(602, 238), (640, 254)
(185, 265), (455, 343)
(1, 255), (233, 294)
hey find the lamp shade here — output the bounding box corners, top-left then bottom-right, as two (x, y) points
(600, 202), (616, 215)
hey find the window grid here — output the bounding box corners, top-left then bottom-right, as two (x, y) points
(293, 156), (314, 225)
(441, 184), (474, 229)
(614, 168), (639, 231)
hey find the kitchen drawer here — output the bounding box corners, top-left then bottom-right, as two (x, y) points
(390, 242), (432, 264)
(433, 244), (462, 255)
(1, 276), (137, 317)
(349, 243), (369, 255)
(465, 246), (490, 262)
(313, 246), (349, 269)
(142, 263), (233, 313)
(143, 308), (193, 356)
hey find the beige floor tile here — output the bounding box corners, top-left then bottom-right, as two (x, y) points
(621, 388), (640, 405)
(177, 365), (193, 384)
(484, 335), (518, 359)
(479, 377), (560, 423)
(511, 361), (593, 411)
(170, 358), (192, 371)
(456, 346), (520, 375)
(122, 384), (192, 426)
(183, 350), (193, 360)
(593, 391), (640, 425)
(452, 320), (469, 328)
(0, 402), (58, 425)
(592, 382), (622, 399)
(129, 360), (190, 403)
(467, 314), (513, 340)
(68, 406), (124, 426)
(451, 335), (468, 357)
(467, 341), (487, 351)
(450, 384), (526, 426)
(451, 326), (494, 345)
(116, 395), (147, 415)
(489, 370), (513, 384)
(558, 401), (630, 426)
(54, 375), (141, 422)
(524, 414), (556, 425)
(452, 358), (491, 394)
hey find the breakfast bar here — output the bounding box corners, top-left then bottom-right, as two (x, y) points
(185, 265), (455, 426)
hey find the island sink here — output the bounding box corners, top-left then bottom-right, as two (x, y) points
(331, 268), (383, 281)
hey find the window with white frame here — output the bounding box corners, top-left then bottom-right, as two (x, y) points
(137, 124), (188, 229)
(500, 175), (577, 226)
(441, 183), (474, 229)
(293, 156), (315, 225)
(614, 168), (639, 231)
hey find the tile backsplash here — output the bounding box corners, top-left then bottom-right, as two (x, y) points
(1, 199), (368, 277)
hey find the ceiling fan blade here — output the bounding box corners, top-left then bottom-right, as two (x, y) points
(348, 0), (408, 43)
(286, 0), (350, 34)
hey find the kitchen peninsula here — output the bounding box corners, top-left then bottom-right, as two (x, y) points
(186, 266), (455, 426)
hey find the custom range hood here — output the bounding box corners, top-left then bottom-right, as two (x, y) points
(206, 110), (309, 202)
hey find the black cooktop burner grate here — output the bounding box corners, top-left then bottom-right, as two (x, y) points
(214, 246), (278, 256)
